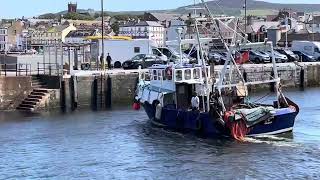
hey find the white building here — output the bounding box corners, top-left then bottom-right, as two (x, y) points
(16, 29), (29, 51)
(0, 27), (8, 52)
(306, 15), (320, 33)
(119, 21), (165, 46)
(165, 19), (186, 42)
(65, 29), (98, 44)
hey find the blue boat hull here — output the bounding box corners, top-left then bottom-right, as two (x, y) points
(142, 103), (298, 138)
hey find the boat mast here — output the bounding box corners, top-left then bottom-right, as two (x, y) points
(200, 0), (247, 112)
(176, 28), (183, 65)
(270, 43), (281, 107)
(194, 17), (210, 112)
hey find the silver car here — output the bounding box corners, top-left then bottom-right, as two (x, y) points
(249, 50), (271, 64)
(265, 51), (288, 63)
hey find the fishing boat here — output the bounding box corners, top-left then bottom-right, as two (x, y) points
(134, 0), (299, 140)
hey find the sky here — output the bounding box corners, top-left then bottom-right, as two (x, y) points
(0, 0), (319, 18)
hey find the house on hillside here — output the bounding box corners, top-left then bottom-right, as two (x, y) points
(144, 12), (181, 28)
(119, 21), (165, 46)
(0, 20), (27, 51)
(306, 15), (320, 33)
(0, 27), (8, 52)
(31, 24), (76, 50)
(243, 19), (280, 43)
(278, 32), (320, 47)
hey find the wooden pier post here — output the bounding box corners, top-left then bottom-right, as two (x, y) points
(300, 68), (305, 90)
(106, 75), (112, 109)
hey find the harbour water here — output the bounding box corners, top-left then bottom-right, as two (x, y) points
(0, 88), (319, 179)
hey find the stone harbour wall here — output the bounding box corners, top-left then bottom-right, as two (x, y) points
(1, 63), (320, 111)
(0, 76), (33, 111)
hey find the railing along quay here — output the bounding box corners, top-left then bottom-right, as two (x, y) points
(0, 63), (32, 76)
(37, 62), (62, 76)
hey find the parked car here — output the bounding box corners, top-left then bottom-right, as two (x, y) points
(122, 54), (166, 69)
(276, 49), (299, 62)
(159, 47), (190, 63)
(265, 50), (288, 63)
(249, 50), (271, 63)
(26, 49), (38, 54)
(218, 52), (229, 65)
(292, 51), (317, 62)
(208, 52), (227, 65)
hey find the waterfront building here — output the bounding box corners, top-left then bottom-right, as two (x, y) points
(306, 15), (320, 33)
(165, 19), (187, 42)
(0, 27), (8, 52)
(65, 29), (99, 44)
(31, 24), (76, 50)
(144, 12), (182, 28)
(119, 21), (165, 46)
(0, 20), (26, 52)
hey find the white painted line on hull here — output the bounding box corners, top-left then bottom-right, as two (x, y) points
(247, 127), (293, 137)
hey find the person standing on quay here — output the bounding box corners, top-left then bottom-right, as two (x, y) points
(106, 53), (112, 70)
(100, 53), (104, 70)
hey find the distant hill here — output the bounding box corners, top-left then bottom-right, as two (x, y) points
(38, 0), (320, 19)
(176, 0), (320, 16)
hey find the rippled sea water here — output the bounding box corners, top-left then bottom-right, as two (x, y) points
(0, 88), (320, 179)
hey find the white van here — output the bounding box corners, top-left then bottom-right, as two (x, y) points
(291, 41), (320, 60)
(92, 39), (167, 68)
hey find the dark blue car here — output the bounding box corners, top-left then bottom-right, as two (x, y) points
(292, 51), (317, 62)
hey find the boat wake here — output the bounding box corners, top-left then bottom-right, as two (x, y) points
(243, 135), (300, 148)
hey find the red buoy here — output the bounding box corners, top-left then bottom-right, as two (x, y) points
(133, 102), (141, 110)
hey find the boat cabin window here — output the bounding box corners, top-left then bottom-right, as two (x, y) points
(150, 68), (174, 81)
(202, 68), (209, 78)
(162, 70), (167, 80)
(176, 70), (183, 81)
(193, 68), (200, 79)
(157, 70), (162, 81)
(153, 70), (157, 80)
(165, 68), (173, 80)
(185, 69), (191, 80)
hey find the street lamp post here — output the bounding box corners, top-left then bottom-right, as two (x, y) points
(101, 0), (105, 71)
(244, 0), (247, 28)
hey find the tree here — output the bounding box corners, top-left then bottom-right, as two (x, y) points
(39, 13), (57, 19)
(94, 12), (109, 19)
(111, 22), (120, 35)
(63, 12), (94, 20)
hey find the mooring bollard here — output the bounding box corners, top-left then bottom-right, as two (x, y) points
(270, 71), (275, 92)
(70, 76), (78, 111)
(92, 77), (98, 110)
(60, 80), (67, 112)
(300, 68), (305, 89)
(106, 75), (112, 109)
